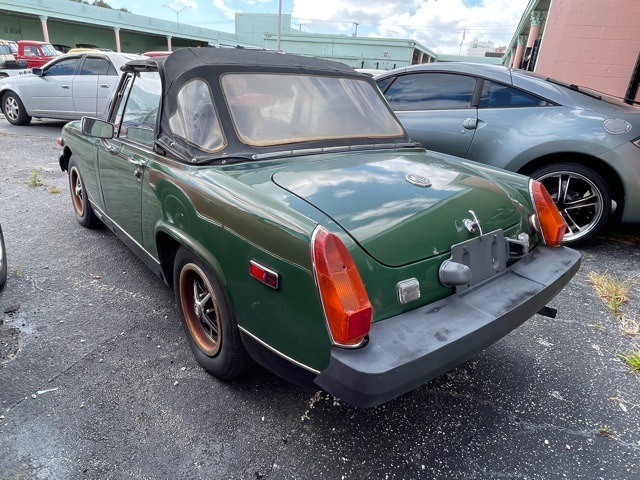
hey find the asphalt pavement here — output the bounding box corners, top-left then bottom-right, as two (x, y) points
(0, 116), (639, 479)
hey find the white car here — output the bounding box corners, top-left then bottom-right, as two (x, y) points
(0, 51), (143, 125)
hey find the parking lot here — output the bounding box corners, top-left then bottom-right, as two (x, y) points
(0, 117), (639, 479)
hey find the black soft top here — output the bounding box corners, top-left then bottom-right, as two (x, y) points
(122, 48), (411, 164)
(163, 47), (357, 79)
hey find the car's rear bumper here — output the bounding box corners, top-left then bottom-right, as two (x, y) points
(314, 245), (581, 407)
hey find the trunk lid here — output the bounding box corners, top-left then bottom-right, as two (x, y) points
(272, 150), (523, 266)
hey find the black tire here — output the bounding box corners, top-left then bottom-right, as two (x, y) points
(531, 163), (611, 245)
(0, 225), (7, 290)
(2, 91), (32, 126)
(173, 247), (252, 380)
(68, 158), (100, 229)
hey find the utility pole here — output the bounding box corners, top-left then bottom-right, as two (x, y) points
(277, 0), (282, 51)
(353, 22), (358, 37)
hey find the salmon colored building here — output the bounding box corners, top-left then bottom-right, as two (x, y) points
(504, 0), (640, 103)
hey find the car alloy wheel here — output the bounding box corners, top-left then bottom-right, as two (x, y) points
(533, 166), (609, 244)
(4, 95), (20, 123)
(179, 262), (222, 357)
(69, 166), (85, 217)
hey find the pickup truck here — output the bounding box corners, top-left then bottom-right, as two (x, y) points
(14, 40), (59, 68)
(0, 40), (31, 78)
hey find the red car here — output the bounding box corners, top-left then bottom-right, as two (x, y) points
(15, 40), (59, 68)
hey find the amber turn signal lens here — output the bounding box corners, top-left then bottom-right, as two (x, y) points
(531, 180), (567, 247)
(311, 226), (372, 346)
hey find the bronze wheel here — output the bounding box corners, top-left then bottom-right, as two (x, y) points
(69, 166), (85, 217)
(179, 262), (222, 357)
(67, 158), (100, 229)
(173, 247), (253, 379)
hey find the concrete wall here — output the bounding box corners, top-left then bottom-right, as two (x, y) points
(235, 13), (291, 47)
(0, 0), (243, 50)
(535, 0), (640, 100)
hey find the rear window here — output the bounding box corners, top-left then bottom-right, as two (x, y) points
(479, 81), (551, 108)
(221, 73), (404, 147)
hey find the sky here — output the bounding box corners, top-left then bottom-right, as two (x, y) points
(106, 0), (530, 54)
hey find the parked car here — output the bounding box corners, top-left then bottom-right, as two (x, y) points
(0, 224), (6, 290)
(14, 40), (59, 68)
(0, 40), (31, 79)
(375, 63), (640, 244)
(52, 43), (72, 54)
(143, 51), (171, 57)
(57, 48), (580, 407)
(0, 51), (143, 125)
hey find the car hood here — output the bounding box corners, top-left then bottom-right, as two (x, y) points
(271, 150), (524, 267)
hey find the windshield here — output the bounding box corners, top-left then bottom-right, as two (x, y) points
(221, 73), (404, 147)
(41, 44), (58, 56)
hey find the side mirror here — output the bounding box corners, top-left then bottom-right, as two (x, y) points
(81, 117), (114, 139)
(32, 67), (43, 76)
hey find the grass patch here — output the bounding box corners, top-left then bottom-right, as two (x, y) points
(46, 185), (61, 194)
(620, 352), (640, 372)
(598, 425), (614, 438)
(10, 264), (21, 277)
(589, 271), (629, 318)
(28, 168), (45, 188)
(619, 316), (640, 337)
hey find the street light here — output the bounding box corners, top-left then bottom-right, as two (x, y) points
(163, 4), (191, 25)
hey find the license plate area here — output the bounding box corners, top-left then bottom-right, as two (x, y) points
(449, 229), (508, 292)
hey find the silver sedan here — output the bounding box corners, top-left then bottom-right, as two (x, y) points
(0, 51), (143, 126)
(376, 63), (640, 244)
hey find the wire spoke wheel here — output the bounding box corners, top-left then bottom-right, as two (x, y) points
(179, 262), (222, 357)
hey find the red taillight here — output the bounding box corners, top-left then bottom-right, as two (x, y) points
(311, 226), (372, 347)
(531, 180), (567, 247)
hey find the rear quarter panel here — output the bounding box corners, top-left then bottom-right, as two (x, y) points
(143, 160), (335, 371)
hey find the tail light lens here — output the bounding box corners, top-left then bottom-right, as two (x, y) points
(530, 180), (567, 247)
(311, 226), (372, 347)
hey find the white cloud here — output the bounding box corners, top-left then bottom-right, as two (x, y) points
(213, 0), (238, 19)
(292, 0), (528, 54)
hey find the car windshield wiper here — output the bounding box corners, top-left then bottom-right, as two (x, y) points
(546, 78), (602, 100)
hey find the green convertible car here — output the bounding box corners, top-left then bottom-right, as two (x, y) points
(58, 48), (581, 407)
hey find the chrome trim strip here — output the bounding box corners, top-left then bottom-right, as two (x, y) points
(238, 327), (320, 374)
(252, 142), (418, 160)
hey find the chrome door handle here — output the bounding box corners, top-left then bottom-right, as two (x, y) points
(61, 84), (70, 89)
(100, 83), (110, 88)
(462, 118), (478, 130)
(128, 158), (145, 168)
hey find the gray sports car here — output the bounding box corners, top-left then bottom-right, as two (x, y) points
(0, 51), (142, 126)
(376, 63), (640, 244)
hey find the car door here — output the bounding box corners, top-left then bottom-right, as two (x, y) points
(97, 71), (162, 245)
(72, 55), (117, 117)
(464, 79), (556, 170)
(29, 56), (82, 117)
(378, 72), (478, 158)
